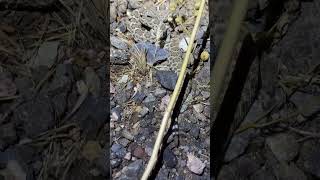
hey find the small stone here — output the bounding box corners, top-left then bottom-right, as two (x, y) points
(193, 104), (204, 113)
(132, 146), (146, 159)
(145, 145), (153, 157)
(110, 82), (116, 94)
(132, 92), (146, 103)
(154, 88), (167, 97)
(290, 92), (320, 117)
(0, 123), (17, 147)
(187, 153), (205, 175)
(124, 152), (132, 160)
(111, 159), (122, 168)
(111, 36), (128, 50)
(225, 131), (253, 162)
(190, 127), (200, 139)
(122, 130), (135, 142)
(111, 144), (126, 158)
(163, 148), (177, 168)
(118, 75), (129, 84)
(118, 21), (127, 32)
(143, 93), (156, 104)
(266, 133), (299, 162)
(179, 37), (190, 52)
(274, 162), (307, 180)
(155, 70), (178, 91)
(160, 95), (170, 111)
(201, 91), (210, 99)
(123, 160), (143, 177)
(110, 48), (130, 65)
(111, 107), (121, 121)
(138, 106), (149, 118)
(118, 138), (130, 147)
(298, 141), (320, 178)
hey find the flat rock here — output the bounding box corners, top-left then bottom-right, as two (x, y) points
(266, 133), (299, 162)
(155, 70), (178, 91)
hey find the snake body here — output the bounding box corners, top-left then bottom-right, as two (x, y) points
(126, 5), (184, 73)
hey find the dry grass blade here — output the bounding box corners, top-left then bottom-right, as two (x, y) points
(141, 0), (207, 179)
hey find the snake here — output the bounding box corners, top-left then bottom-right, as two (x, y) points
(126, 4), (185, 74)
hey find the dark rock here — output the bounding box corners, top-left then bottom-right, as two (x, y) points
(71, 95), (108, 139)
(123, 160), (143, 177)
(111, 106), (122, 121)
(111, 158), (122, 168)
(132, 146), (146, 159)
(111, 36), (128, 50)
(142, 93), (156, 104)
(132, 92), (146, 103)
(250, 167), (276, 180)
(163, 147), (177, 168)
(111, 144), (126, 158)
(12, 95), (54, 137)
(118, 21), (127, 33)
(298, 141), (320, 178)
(273, 162), (307, 180)
(190, 127), (200, 139)
(155, 70), (178, 91)
(154, 88), (166, 97)
(266, 133), (299, 162)
(290, 92), (320, 117)
(0, 123), (17, 150)
(225, 130), (253, 162)
(115, 90), (131, 104)
(110, 48), (130, 65)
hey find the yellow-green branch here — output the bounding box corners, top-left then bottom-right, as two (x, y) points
(141, 0), (207, 179)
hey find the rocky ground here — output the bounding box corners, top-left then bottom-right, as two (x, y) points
(0, 1), (108, 179)
(217, 1), (320, 180)
(110, 0), (210, 179)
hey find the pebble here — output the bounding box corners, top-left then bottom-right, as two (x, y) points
(132, 146), (146, 159)
(111, 144), (126, 159)
(163, 148), (177, 168)
(111, 158), (122, 168)
(225, 130), (253, 162)
(190, 127), (200, 139)
(132, 92), (146, 103)
(118, 138), (130, 147)
(122, 160), (143, 177)
(144, 144), (153, 157)
(266, 133), (299, 162)
(298, 141), (320, 178)
(154, 88), (167, 97)
(138, 106), (149, 118)
(142, 93), (156, 104)
(155, 70), (178, 91)
(193, 104), (204, 113)
(111, 107), (121, 121)
(118, 75), (129, 84)
(0, 123), (17, 148)
(179, 37), (190, 52)
(160, 95), (170, 111)
(110, 82), (116, 94)
(124, 152), (132, 160)
(290, 92), (320, 117)
(121, 130), (134, 141)
(110, 48), (130, 65)
(118, 21), (127, 32)
(187, 153), (205, 175)
(110, 3), (117, 23)
(274, 162), (307, 180)
(111, 36), (128, 50)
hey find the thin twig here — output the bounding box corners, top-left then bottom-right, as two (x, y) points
(141, 0), (207, 179)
